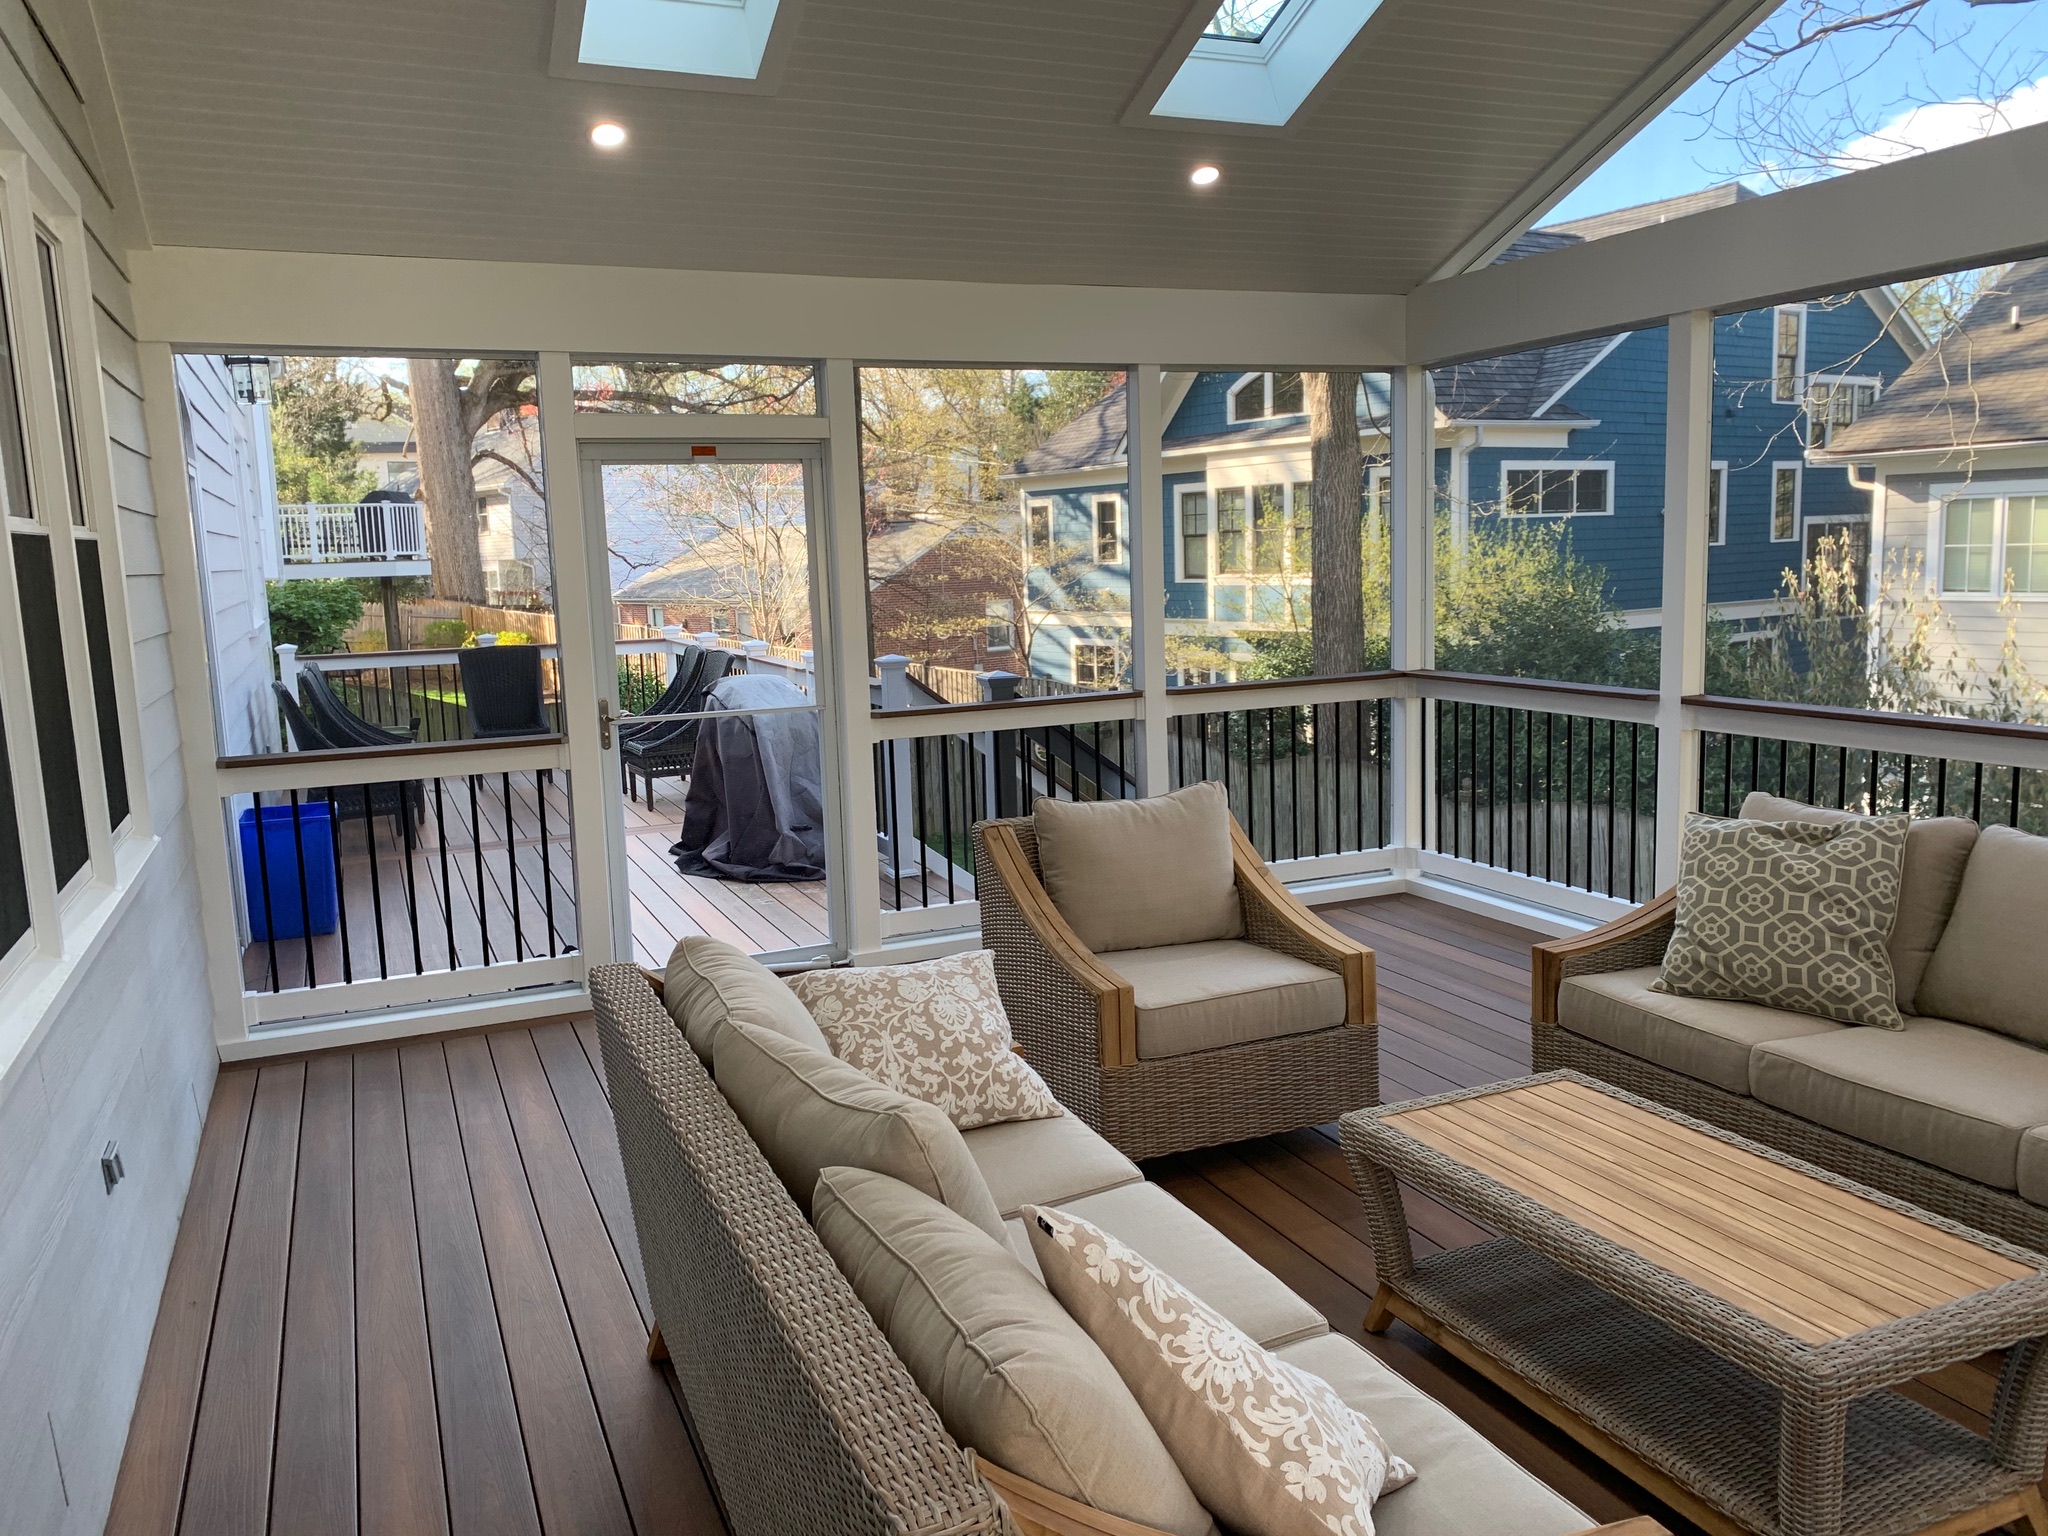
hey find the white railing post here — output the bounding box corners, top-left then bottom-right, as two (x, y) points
(1127, 364), (1169, 796)
(1389, 364), (1435, 861)
(741, 638), (770, 674)
(275, 642), (300, 695)
(695, 630), (720, 651)
(661, 624), (686, 682)
(1658, 310), (1714, 887)
(801, 649), (816, 697)
(876, 656), (919, 875)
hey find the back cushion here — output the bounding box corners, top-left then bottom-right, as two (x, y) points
(712, 1019), (1007, 1241)
(1740, 793), (1977, 1015)
(1916, 826), (2048, 1045)
(813, 1167), (1218, 1536)
(1033, 782), (1244, 954)
(664, 935), (833, 1062)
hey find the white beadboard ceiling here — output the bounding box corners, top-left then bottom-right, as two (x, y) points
(90, 0), (1732, 293)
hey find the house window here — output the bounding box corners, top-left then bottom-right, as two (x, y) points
(1093, 496), (1121, 564)
(984, 599), (1016, 653)
(1225, 371), (1307, 424)
(1216, 487), (1247, 573)
(1026, 501), (1052, 563)
(2008, 496), (2048, 594)
(1771, 464), (1802, 542)
(33, 235), (83, 527)
(646, 605), (665, 627)
(1773, 306), (1806, 403)
(1807, 376), (1880, 449)
(1290, 479), (1313, 569)
(386, 459), (416, 488)
(1941, 497), (1996, 593)
(1073, 642), (1115, 688)
(1501, 464), (1611, 516)
(1227, 374), (1268, 423)
(1367, 466), (1391, 528)
(1707, 462), (1728, 545)
(1179, 489), (1209, 579)
(1251, 484), (1285, 573)
(1940, 493), (2048, 596)
(1270, 371), (1304, 415)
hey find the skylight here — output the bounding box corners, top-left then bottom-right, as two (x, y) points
(1204, 0), (1293, 43)
(552, 0), (801, 91)
(1138, 0), (1382, 130)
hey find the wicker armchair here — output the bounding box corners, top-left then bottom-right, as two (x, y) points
(971, 811), (1376, 1160)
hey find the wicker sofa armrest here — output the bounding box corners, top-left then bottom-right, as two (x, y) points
(974, 821), (1139, 1072)
(1228, 821), (1376, 1027)
(1530, 888), (1677, 1024)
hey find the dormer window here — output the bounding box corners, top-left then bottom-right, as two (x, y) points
(1226, 372), (1306, 424)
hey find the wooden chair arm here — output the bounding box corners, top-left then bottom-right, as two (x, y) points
(1567, 1521), (1670, 1536)
(1228, 820), (1376, 1027)
(1531, 887), (1677, 1024)
(639, 967), (666, 1004)
(976, 1457), (1174, 1536)
(979, 822), (1138, 1069)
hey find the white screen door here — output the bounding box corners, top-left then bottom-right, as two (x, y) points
(576, 441), (843, 965)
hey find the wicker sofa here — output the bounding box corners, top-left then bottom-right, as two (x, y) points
(591, 954), (1651, 1536)
(1534, 792), (2048, 1255)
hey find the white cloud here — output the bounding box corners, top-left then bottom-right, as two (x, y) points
(1827, 74), (2048, 171)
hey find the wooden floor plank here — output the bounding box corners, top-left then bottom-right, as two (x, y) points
(269, 1055), (356, 1536)
(400, 1041), (543, 1536)
(491, 1031), (722, 1535)
(353, 1048), (450, 1536)
(179, 1063), (305, 1536)
(105, 1068), (259, 1536)
(443, 1035), (633, 1536)
(530, 1020), (652, 1324)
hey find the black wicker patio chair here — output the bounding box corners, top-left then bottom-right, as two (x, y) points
(620, 649), (736, 804)
(458, 643), (553, 738)
(272, 682), (423, 831)
(300, 666), (418, 747)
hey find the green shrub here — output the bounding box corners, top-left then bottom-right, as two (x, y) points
(422, 618), (471, 648)
(267, 580), (364, 656)
(618, 664), (666, 713)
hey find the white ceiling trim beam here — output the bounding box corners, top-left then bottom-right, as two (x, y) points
(1408, 122), (2048, 365)
(126, 246), (1407, 369)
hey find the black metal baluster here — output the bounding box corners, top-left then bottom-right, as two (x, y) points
(251, 791), (280, 992)
(941, 736), (957, 904)
(2011, 765), (2023, 828)
(1605, 721), (1618, 898)
(1485, 705), (1498, 868)
(1265, 710), (1278, 860)
(435, 778), (455, 965)
(287, 789), (316, 987)
(886, 744), (903, 912)
(537, 768), (558, 957)
(328, 788), (354, 984)
(364, 788), (390, 979)
(912, 735), (930, 908)
(467, 774), (489, 966)
(1934, 757), (1949, 819)
(1310, 704), (1323, 858)
(1971, 761), (1986, 824)
(502, 773), (523, 962)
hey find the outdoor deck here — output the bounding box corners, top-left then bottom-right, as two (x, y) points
(139, 894), (2007, 1536)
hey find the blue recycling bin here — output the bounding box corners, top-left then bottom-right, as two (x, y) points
(238, 801), (338, 941)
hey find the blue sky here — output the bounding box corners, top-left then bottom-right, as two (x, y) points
(1548, 0), (2048, 224)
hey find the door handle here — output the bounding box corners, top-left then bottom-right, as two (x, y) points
(599, 698), (614, 750)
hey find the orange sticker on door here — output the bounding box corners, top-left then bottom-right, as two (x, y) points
(691, 445), (717, 457)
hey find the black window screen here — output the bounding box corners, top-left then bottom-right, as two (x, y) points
(13, 531), (87, 883)
(75, 537), (127, 827)
(36, 236), (85, 526)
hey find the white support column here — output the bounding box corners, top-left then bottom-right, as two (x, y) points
(822, 359), (884, 960)
(534, 351), (619, 965)
(1387, 364), (1435, 858)
(1657, 310), (1714, 885)
(1127, 364), (1170, 796)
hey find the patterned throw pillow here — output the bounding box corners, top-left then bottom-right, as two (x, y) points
(1025, 1203), (1414, 1536)
(787, 951), (1063, 1130)
(1655, 811), (1908, 1029)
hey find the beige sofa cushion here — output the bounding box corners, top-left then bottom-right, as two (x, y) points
(1026, 1203), (1411, 1536)
(2018, 1127), (2048, 1208)
(1033, 782), (1244, 954)
(813, 1168), (1218, 1536)
(1101, 939), (1347, 1060)
(1750, 1016), (2048, 1189)
(1558, 966), (1845, 1095)
(1276, 1334), (1589, 1536)
(712, 1019), (1006, 1240)
(1917, 826), (2048, 1046)
(663, 936), (832, 1061)
(1741, 794), (1977, 1014)
(963, 1111), (1142, 1219)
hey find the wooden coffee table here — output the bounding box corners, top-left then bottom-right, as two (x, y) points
(1339, 1071), (2048, 1536)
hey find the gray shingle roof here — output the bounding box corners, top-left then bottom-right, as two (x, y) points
(1014, 382), (1127, 476)
(1537, 181), (1761, 242)
(1821, 259), (2048, 456)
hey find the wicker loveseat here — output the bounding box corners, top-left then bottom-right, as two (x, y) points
(591, 954), (1651, 1536)
(1534, 793), (2048, 1254)
(971, 802), (1376, 1160)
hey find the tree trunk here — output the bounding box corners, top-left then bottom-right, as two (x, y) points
(410, 357), (487, 602)
(1307, 371), (1365, 676)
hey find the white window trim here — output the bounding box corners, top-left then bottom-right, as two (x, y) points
(1204, 478), (1315, 580)
(1772, 304), (1808, 405)
(1496, 460), (1616, 517)
(1708, 460), (1728, 546)
(1930, 484), (2048, 601)
(1024, 498), (1053, 563)
(1092, 493), (1124, 565)
(1176, 485), (1209, 582)
(1806, 372), (1882, 448)
(1225, 372), (1267, 426)
(1770, 461), (1804, 542)
(1072, 640), (1115, 687)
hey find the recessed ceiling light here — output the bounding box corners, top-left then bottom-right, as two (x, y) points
(591, 122), (628, 149)
(1191, 165), (1221, 186)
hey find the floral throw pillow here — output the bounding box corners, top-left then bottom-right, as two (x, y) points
(1025, 1203), (1414, 1536)
(786, 950), (1063, 1130)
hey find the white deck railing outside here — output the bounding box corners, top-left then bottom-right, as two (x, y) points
(279, 502), (428, 564)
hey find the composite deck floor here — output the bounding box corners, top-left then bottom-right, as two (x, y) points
(135, 893), (2006, 1536)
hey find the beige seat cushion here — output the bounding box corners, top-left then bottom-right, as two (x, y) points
(1275, 1335), (1589, 1536)
(1751, 1016), (2048, 1189)
(962, 1111), (1142, 1219)
(1100, 940), (1347, 1060)
(664, 935), (832, 1062)
(2017, 1127), (2048, 1208)
(1033, 782), (1244, 954)
(711, 1019), (1006, 1239)
(1742, 794), (1977, 1014)
(1558, 966), (1845, 1095)
(1057, 1180), (1328, 1348)
(1917, 826), (2048, 1046)
(813, 1168), (1218, 1536)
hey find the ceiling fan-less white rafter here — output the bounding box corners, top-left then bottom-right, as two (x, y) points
(549, 0), (806, 94)
(1126, 0), (1386, 135)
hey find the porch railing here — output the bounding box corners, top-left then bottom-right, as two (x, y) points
(278, 501), (427, 564)
(1168, 698), (1393, 863)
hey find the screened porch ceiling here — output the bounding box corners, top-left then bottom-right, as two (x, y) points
(86, 0), (1744, 293)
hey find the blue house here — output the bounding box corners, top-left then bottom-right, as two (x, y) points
(1008, 188), (1927, 687)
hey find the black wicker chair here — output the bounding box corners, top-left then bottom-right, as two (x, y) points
(458, 643), (553, 738)
(620, 650), (737, 804)
(633, 644), (705, 720)
(301, 666), (418, 748)
(272, 682), (422, 830)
